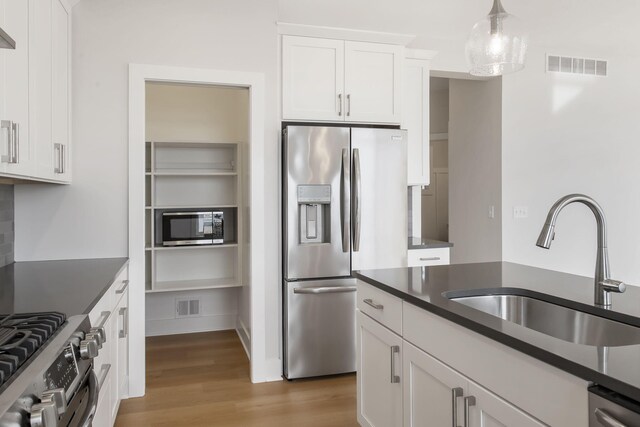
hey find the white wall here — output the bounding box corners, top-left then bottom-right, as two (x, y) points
(15, 0), (282, 375)
(449, 78), (502, 263)
(502, 47), (640, 285)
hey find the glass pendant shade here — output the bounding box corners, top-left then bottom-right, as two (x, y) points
(465, 0), (528, 76)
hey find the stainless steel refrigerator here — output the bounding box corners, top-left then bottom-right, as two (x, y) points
(283, 125), (407, 379)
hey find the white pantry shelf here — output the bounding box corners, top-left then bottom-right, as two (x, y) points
(151, 204), (238, 210)
(147, 278), (242, 293)
(151, 171), (237, 177)
(149, 243), (238, 251)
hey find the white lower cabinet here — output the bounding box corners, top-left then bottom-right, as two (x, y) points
(89, 265), (129, 427)
(403, 341), (544, 427)
(357, 311), (403, 427)
(356, 281), (585, 427)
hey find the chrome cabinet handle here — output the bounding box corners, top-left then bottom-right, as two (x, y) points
(338, 94), (342, 116)
(116, 279), (129, 294)
(463, 396), (476, 427)
(363, 298), (383, 310)
(341, 148), (350, 253)
(61, 144), (65, 173)
(451, 387), (463, 427)
(294, 286), (356, 295)
(54, 143), (63, 173)
(595, 408), (627, 427)
(119, 307), (128, 338)
(419, 257), (441, 261)
(1, 120), (13, 164)
(390, 345), (400, 383)
(11, 122), (18, 164)
(346, 94), (351, 116)
(352, 148), (361, 251)
(97, 363), (111, 389)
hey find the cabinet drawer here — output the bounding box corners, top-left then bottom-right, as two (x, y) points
(357, 280), (402, 334)
(407, 248), (449, 267)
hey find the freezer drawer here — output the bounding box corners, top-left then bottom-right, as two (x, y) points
(284, 278), (357, 379)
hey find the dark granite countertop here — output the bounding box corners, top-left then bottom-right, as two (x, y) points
(354, 262), (640, 402)
(0, 258), (129, 317)
(408, 237), (453, 249)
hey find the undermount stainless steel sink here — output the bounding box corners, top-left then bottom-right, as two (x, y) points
(448, 293), (640, 347)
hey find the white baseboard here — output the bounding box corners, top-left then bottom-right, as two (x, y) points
(236, 317), (251, 360)
(260, 357), (283, 383)
(145, 314), (236, 337)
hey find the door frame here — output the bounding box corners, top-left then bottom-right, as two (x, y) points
(128, 64), (268, 396)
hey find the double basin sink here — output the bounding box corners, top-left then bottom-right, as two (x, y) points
(446, 289), (640, 347)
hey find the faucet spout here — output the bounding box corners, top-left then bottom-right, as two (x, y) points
(536, 194), (624, 307)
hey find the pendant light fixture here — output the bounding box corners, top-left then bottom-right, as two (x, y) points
(465, 0), (528, 76)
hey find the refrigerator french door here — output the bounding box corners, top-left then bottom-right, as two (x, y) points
(283, 125), (407, 379)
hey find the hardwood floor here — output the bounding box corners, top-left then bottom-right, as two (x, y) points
(115, 331), (358, 427)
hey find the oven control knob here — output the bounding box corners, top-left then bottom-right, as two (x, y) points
(30, 401), (58, 427)
(79, 337), (99, 360)
(85, 331), (103, 350)
(42, 388), (67, 415)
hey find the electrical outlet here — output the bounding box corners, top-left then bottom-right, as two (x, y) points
(513, 206), (528, 219)
(488, 205), (495, 219)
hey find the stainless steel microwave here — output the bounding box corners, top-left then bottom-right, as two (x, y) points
(162, 211), (223, 246)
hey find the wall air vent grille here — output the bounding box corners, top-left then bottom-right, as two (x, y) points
(546, 54), (607, 77)
(176, 298), (202, 318)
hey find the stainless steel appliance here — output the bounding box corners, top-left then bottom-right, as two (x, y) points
(589, 386), (640, 426)
(283, 125), (407, 379)
(0, 313), (103, 426)
(162, 211), (224, 246)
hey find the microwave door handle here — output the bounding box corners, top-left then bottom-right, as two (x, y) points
(341, 148), (350, 252)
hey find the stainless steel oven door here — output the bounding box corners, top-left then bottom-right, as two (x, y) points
(58, 368), (99, 427)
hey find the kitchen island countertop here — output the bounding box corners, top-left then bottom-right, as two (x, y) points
(355, 262), (640, 402)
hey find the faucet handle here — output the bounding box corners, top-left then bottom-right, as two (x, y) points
(600, 279), (626, 294)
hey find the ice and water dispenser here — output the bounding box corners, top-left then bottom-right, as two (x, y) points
(297, 185), (331, 244)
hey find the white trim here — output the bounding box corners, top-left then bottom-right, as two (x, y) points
(145, 314), (237, 337)
(430, 133), (449, 141)
(277, 22), (415, 46)
(128, 64), (269, 395)
(405, 48), (438, 61)
(236, 316), (251, 360)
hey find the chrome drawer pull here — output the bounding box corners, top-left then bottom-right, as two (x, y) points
(97, 364), (111, 390)
(119, 307), (128, 338)
(419, 257), (441, 261)
(294, 286), (356, 295)
(390, 345), (400, 383)
(464, 396), (476, 427)
(595, 408), (627, 427)
(363, 298), (383, 310)
(116, 279), (129, 294)
(451, 387), (463, 427)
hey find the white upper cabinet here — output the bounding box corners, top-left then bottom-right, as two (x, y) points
(0, 0), (70, 183)
(282, 35), (402, 124)
(402, 52), (432, 186)
(0, 0), (34, 177)
(282, 36), (344, 121)
(344, 41), (402, 124)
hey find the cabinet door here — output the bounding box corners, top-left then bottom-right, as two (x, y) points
(282, 36), (344, 121)
(116, 291), (129, 399)
(51, 0), (70, 182)
(357, 311), (402, 427)
(403, 341), (467, 427)
(467, 381), (546, 427)
(344, 41), (401, 124)
(29, 0), (54, 180)
(0, 0), (33, 177)
(402, 58), (430, 185)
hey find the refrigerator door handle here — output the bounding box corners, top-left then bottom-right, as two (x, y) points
(353, 148), (362, 252)
(293, 286), (357, 295)
(341, 148), (350, 253)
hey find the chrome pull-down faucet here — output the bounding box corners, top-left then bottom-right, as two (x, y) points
(536, 194), (625, 307)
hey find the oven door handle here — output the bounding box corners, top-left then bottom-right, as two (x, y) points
(78, 369), (99, 427)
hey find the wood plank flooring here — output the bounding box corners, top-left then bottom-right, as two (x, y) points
(115, 331), (358, 427)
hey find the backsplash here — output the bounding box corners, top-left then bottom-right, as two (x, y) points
(0, 185), (14, 268)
